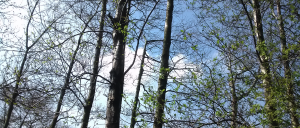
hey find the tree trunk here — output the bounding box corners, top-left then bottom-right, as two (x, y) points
(19, 114), (27, 128)
(105, 0), (130, 127)
(4, 50), (28, 128)
(80, 0), (107, 127)
(228, 55), (237, 128)
(49, 3), (101, 127)
(276, 1), (299, 127)
(49, 67), (71, 128)
(130, 41), (147, 128)
(50, 24), (85, 128)
(252, 0), (279, 127)
(4, 1), (40, 127)
(153, 0), (173, 128)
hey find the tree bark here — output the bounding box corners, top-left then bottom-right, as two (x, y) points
(4, 50), (28, 128)
(228, 55), (237, 128)
(4, 1), (40, 127)
(130, 41), (147, 128)
(49, 3), (102, 127)
(80, 0), (107, 127)
(276, 1), (299, 127)
(105, 0), (130, 127)
(153, 0), (173, 128)
(19, 114), (28, 128)
(129, 2), (159, 127)
(49, 19), (89, 128)
(252, 0), (279, 127)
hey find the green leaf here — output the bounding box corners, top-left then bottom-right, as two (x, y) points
(191, 45), (198, 51)
(213, 57), (217, 61)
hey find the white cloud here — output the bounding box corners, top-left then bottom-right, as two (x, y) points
(169, 54), (202, 82)
(97, 45), (152, 93)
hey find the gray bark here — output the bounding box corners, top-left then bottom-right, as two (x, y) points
(50, 3), (102, 128)
(153, 0), (173, 127)
(130, 41), (147, 128)
(105, 0), (130, 127)
(276, 1), (299, 127)
(80, 0), (107, 127)
(228, 55), (237, 128)
(49, 17), (91, 128)
(4, 1), (39, 127)
(129, 1), (159, 127)
(252, 0), (279, 127)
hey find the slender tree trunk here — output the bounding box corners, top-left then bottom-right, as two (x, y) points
(105, 0), (130, 127)
(81, 0), (107, 127)
(276, 1), (299, 127)
(4, 50), (28, 128)
(230, 81), (237, 128)
(50, 3), (101, 127)
(3, 102), (6, 125)
(49, 71), (70, 128)
(19, 114), (27, 128)
(50, 30), (83, 128)
(252, 0), (279, 127)
(130, 41), (148, 128)
(4, 1), (40, 127)
(228, 55), (237, 128)
(153, 0), (173, 128)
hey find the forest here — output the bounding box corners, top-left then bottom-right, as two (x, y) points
(0, 0), (300, 127)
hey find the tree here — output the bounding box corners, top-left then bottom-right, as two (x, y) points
(252, 0), (279, 127)
(272, 1), (299, 127)
(128, 2), (160, 128)
(80, 0), (107, 127)
(0, 0), (299, 127)
(4, 1), (40, 126)
(129, 40), (148, 128)
(49, 2), (102, 127)
(153, 0), (173, 127)
(105, 0), (131, 127)
(3, 0), (63, 127)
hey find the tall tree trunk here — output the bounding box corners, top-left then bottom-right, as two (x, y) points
(153, 0), (173, 128)
(81, 0), (107, 127)
(105, 0), (130, 127)
(49, 3), (101, 127)
(49, 57), (74, 128)
(19, 114), (27, 128)
(49, 21), (89, 128)
(252, 0), (279, 127)
(276, 1), (299, 127)
(130, 41), (148, 128)
(4, 1), (40, 127)
(129, 2), (159, 127)
(228, 55), (237, 128)
(4, 50), (28, 128)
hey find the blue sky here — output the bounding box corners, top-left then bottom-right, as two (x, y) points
(0, 0), (277, 127)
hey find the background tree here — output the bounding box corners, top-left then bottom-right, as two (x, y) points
(105, 0), (131, 127)
(0, 0), (299, 127)
(80, 0), (107, 127)
(1, 0), (68, 127)
(153, 0), (173, 127)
